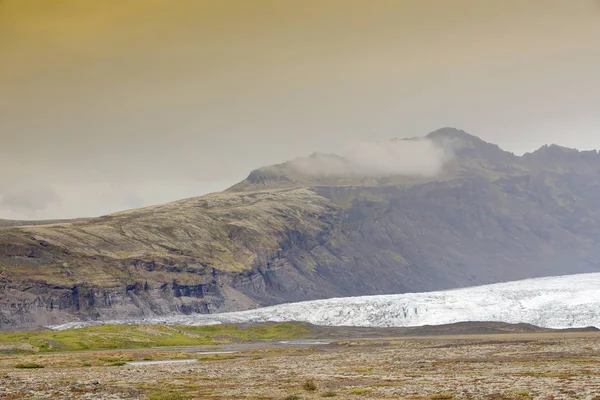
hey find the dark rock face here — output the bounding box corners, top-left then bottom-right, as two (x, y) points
(2, 129), (600, 329)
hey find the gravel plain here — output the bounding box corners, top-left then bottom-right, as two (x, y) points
(1, 332), (599, 399)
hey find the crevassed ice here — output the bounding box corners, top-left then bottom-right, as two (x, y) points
(51, 273), (600, 330)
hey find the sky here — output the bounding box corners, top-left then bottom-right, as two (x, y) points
(1, 0), (600, 219)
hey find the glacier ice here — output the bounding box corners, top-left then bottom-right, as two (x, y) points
(51, 273), (600, 330)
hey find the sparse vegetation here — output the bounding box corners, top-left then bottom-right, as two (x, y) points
(510, 390), (531, 397)
(14, 362), (44, 369)
(430, 392), (454, 399)
(148, 392), (186, 400)
(184, 323), (309, 341)
(349, 388), (372, 395)
(352, 367), (373, 374)
(302, 379), (317, 391)
(197, 355), (238, 361)
(0, 323), (311, 353)
(1, 332), (597, 399)
(108, 361), (127, 366)
(284, 396), (301, 400)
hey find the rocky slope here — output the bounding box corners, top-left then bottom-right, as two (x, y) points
(2, 128), (600, 329)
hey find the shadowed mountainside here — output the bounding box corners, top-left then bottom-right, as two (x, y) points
(2, 128), (600, 329)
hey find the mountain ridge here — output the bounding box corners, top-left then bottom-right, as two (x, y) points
(229, 128), (600, 193)
(2, 128), (600, 329)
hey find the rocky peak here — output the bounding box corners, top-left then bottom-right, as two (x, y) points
(425, 127), (518, 171)
(522, 144), (600, 175)
(525, 144), (596, 159)
(426, 127), (482, 142)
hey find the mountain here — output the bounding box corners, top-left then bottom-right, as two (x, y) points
(51, 273), (600, 330)
(2, 128), (600, 329)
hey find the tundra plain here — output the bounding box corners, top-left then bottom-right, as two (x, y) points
(1, 323), (599, 400)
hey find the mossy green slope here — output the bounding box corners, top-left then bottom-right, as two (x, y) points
(0, 323), (310, 353)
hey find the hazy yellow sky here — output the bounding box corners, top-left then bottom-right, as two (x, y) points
(1, 0), (600, 219)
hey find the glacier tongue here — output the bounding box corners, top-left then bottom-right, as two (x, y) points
(52, 273), (600, 330)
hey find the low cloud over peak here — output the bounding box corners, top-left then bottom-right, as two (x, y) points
(288, 138), (453, 178)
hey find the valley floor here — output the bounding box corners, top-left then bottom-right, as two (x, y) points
(1, 332), (599, 399)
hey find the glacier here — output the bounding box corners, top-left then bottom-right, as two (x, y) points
(51, 273), (600, 330)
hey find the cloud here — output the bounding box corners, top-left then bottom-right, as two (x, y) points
(0, 186), (61, 217)
(289, 138), (453, 178)
(0, 179), (235, 220)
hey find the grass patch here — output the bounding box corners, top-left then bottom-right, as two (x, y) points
(352, 367), (373, 375)
(430, 392), (454, 399)
(302, 379), (317, 391)
(0, 348), (36, 355)
(148, 392), (186, 400)
(197, 355), (238, 361)
(349, 388), (372, 395)
(321, 391), (337, 397)
(184, 323), (310, 341)
(284, 396), (301, 400)
(98, 356), (134, 362)
(14, 362), (44, 369)
(108, 361), (127, 366)
(0, 323), (312, 353)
